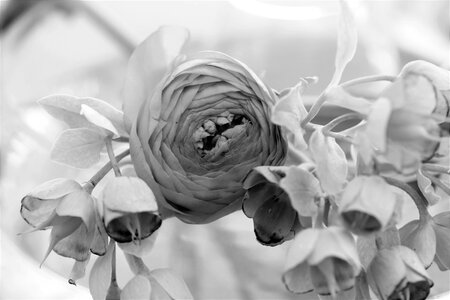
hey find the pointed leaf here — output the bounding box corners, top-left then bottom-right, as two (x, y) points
(309, 129), (348, 195)
(50, 128), (105, 168)
(149, 269), (193, 300)
(80, 104), (119, 137)
(89, 242), (115, 300)
(330, 0), (358, 87)
(121, 275), (151, 300)
(38, 94), (127, 136)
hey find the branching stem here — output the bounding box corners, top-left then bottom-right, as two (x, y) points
(105, 138), (122, 177)
(87, 148), (130, 189)
(340, 75), (396, 88)
(382, 176), (430, 220)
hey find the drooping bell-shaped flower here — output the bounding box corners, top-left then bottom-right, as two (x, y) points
(20, 178), (96, 264)
(242, 166), (302, 246)
(338, 176), (399, 235)
(100, 176), (162, 256)
(367, 245), (433, 300)
(283, 227), (361, 296)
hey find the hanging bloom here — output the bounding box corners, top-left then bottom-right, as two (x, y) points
(99, 176), (161, 256)
(355, 61), (449, 173)
(20, 178), (96, 264)
(282, 227), (361, 296)
(242, 164), (325, 246)
(125, 26), (286, 224)
(338, 176), (399, 235)
(367, 246), (433, 300)
(400, 211), (450, 271)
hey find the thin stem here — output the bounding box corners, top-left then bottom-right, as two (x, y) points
(113, 136), (130, 143)
(340, 75), (396, 88)
(422, 163), (450, 174)
(106, 242), (120, 300)
(383, 176), (430, 220)
(105, 138), (122, 177)
(87, 149), (130, 188)
(124, 254), (151, 277)
(73, 1), (135, 54)
(322, 112), (364, 133)
(422, 170), (450, 195)
(301, 90), (328, 127)
(300, 75), (395, 128)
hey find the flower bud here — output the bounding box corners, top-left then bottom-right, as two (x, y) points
(101, 176), (161, 244)
(283, 227), (360, 296)
(367, 246), (433, 300)
(339, 176), (397, 235)
(20, 179), (96, 264)
(243, 167), (301, 246)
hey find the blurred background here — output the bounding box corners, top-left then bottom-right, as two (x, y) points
(0, 0), (449, 299)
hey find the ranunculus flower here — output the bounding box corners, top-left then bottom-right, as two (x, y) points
(367, 245), (433, 300)
(125, 27), (286, 223)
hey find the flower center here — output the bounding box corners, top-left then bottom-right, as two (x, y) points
(192, 111), (250, 160)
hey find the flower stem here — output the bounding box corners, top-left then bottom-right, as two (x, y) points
(340, 75), (396, 88)
(87, 148), (130, 189)
(106, 242), (121, 300)
(124, 254), (151, 277)
(301, 75), (395, 128)
(382, 176), (430, 220)
(301, 90), (328, 127)
(322, 112), (365, 133)
(105, 138), (122, 177)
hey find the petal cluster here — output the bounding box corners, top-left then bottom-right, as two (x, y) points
(128, 30), (286, 223)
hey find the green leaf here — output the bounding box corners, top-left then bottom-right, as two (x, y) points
(38, 94), (128, 137)
(309, 129), (348, 195)
(120, 275), (151, 300)
(149, 269), (193, 300)
(80, 104), (119, 137)
(50, 128), (105, 168)
(89, 242), (115, 300)
(330, 0), (358, 87)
